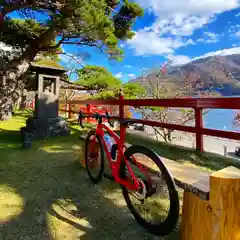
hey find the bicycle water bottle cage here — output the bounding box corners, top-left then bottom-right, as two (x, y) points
(111, 144), (118, 160)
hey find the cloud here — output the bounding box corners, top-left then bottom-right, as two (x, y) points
(115, 72), (123, 78)
(150, 15), (210, 37)
(197, 38), (205, 42)
(234, 30), (240, 38)
(169, 46), (240, 66)
(124, 65), (132, 68)
(137, 0), (239, 36)
(128, 73), (136, 78)
(196, 32), (220, 43)
(120, 43), (125, 48)
(167, 54), (192, 65)
(128, 31), (194, 56)
(228, 24), (240, 34)
(236, 12), (240, 17)
(204, 32), (220, 43)
(185, 39), (196, 45)
(129, 0), (240, 56)
(194, 46), (240, 60)
(137, 0), (239, 18)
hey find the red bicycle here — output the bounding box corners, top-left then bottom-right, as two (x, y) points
(78, 111), (179, 236)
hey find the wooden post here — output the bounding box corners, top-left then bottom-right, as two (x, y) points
(65, 103), (69, 118)
(180, 166), (240, 240)
(195, 107), (203, 152)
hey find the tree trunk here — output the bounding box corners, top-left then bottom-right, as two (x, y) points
(0, 55), (36, 120)
(0, 25), (57, 120)
(19, 89), (27, 110)
(0, 71), (26, 120)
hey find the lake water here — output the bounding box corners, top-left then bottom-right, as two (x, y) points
(204, 109), (238, 131)
(131, 109), (239, 132)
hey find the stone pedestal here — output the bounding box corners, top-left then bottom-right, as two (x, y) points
(21, 117), (70, 147)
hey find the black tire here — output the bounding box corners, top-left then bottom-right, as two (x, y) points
(120, 145), (179, 236)
(85, 130), (104, 184)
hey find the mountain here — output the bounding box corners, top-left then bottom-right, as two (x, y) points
(131, 54), (240, 96)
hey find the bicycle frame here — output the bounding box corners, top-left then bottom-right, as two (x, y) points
(89, 122), (140, 191)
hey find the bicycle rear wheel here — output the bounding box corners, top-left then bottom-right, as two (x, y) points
(120, 145), (179, 236)
(85, 130), (104, 184)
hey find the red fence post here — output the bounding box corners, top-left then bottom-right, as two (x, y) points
(87, 104), (91, 123)
(119, 89), (125, 145)
(195, 107), (203, 152)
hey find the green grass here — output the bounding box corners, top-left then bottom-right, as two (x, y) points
(1, 112), (239, 240)
(0, 112), (179, 240)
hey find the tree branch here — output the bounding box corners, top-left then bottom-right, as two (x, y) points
(58, 52), (85, 67)
(62, 41), (98, 47)
(39, 34), (65, 51)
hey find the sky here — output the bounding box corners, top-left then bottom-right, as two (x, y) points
(5, 0), (240, 82)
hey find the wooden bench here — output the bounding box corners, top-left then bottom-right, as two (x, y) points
(161, 157), (210, 200)
(160, 157), (240, 240)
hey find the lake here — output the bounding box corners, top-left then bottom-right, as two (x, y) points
(131, 108), (239, 132)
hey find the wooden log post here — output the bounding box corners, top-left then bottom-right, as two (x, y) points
(180, 166), (240, 240)
(65, 103), (68, 118)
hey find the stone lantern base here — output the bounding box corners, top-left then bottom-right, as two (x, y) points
(21, 117), (70, 148)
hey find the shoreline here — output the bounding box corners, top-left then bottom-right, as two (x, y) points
(128, 126), (240, 160)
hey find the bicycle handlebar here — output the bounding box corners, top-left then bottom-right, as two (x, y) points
(78, 110), (114, 128)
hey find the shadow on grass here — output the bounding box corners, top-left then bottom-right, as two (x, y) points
(0, 129), (23, 155)
(0, 139), (179, 240)
(123, 132), (240, 172)
(0, 114), (179, 239)
(0, 129), (22, 144)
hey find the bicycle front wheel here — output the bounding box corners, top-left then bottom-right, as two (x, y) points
(120, 145), (179, 236)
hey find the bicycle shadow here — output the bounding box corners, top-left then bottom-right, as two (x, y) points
(0, 140), (180, 240)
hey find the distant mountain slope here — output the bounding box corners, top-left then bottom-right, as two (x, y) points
(131, 54), (240, 96)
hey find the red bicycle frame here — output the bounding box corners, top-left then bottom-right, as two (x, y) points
(89, 121), (141, 191)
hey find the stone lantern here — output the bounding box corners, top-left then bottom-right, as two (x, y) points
(21, 59), (70, 148)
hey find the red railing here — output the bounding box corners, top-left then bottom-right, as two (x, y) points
(59, 97), (240, 152)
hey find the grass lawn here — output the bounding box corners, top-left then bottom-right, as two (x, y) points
(1, 111), (239, 240)
(0, 111), (179, 240)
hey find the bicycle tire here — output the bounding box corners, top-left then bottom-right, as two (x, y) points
(120, 144), (179, 236)
(85, 129), (104, 184)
